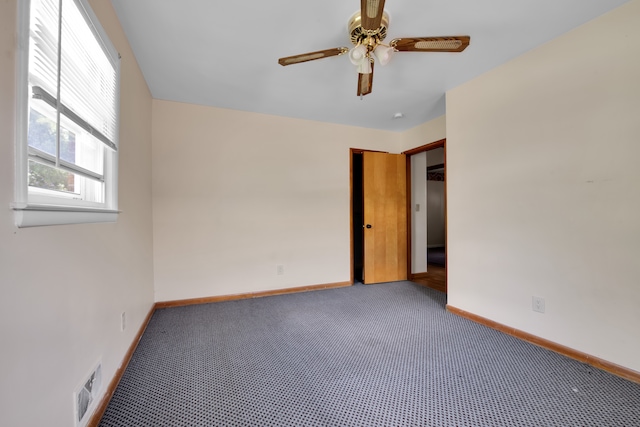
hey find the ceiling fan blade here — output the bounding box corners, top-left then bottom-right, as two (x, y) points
(278, 47), (349, 66)
(360, 0), (387, 31)
(391, 36), (470, 52)
(357, 62), (374, 97)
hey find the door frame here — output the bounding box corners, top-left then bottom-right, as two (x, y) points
(402, 138), (447, 291)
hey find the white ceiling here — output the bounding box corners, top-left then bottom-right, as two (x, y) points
(110, 0), (629, 132)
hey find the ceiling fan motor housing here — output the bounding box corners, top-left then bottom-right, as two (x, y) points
(348, 11), (389, 46)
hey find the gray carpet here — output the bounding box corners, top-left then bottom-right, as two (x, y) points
(99, 282), (640, 426)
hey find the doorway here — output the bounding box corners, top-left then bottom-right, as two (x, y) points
(403, 139), (447, 293)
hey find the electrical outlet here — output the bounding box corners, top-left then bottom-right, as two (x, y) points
(277, 265), (284, 275)
(532, 296), (545, 313)
(121, 312), (126, 331)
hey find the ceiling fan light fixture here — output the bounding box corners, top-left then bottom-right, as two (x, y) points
(372, 44), (393, 65)
(349, 44), (368, 66)
(357, 57), (373, 74)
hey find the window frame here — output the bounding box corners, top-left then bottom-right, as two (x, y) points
(14, 0), (121, 228)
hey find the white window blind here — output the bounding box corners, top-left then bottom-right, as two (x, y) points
(29, 0), (119, 153)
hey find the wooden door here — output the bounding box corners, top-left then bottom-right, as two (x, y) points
(362, 151), (408, 284)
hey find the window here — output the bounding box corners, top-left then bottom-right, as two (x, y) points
(14, 0), (120, 227)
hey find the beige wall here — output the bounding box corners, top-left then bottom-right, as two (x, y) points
(446, 0), (640, 372)
(151, 103), (447, 301)
(0, 1), (155, 426)
(400, 115), (446, 152)
(152, 100), (406, 301)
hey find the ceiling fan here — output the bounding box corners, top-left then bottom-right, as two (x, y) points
(278, 0), (470, 97)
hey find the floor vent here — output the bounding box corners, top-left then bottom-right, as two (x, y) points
(75, 363), (102, 426)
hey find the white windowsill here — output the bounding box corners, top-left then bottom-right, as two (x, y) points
(13, 204), (120, 228)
